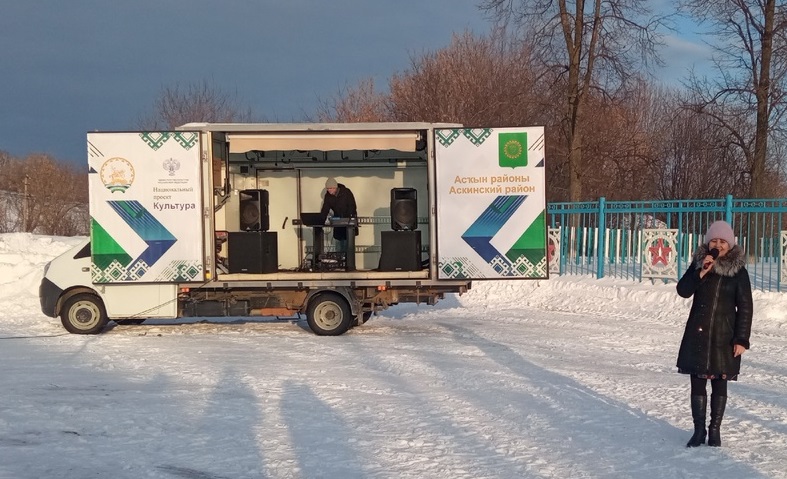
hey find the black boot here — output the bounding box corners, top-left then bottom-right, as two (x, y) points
(686, 395), (707, 447)
(707, 395), (727, 447)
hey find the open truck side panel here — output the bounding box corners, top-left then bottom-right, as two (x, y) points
(88, 131), (205, 284)
(40, 123), (547, 335)
(434, 127), (548, 279)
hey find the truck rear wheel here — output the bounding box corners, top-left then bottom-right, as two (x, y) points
(60, 293), (109, 334)
(306, 293), (352, 336)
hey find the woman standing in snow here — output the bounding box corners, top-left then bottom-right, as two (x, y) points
(676, 220), (753, 448)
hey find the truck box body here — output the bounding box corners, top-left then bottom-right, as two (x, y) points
(41, 122), (547, 335)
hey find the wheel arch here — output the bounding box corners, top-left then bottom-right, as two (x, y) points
(303, 287), (361, 316)
(56, 286), (103, 317)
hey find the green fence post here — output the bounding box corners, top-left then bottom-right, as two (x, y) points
(677, 205), (684, 280)
(597, 197), (606, 278)
(725, 194), (733, 224)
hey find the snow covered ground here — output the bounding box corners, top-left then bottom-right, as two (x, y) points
(2, 232), (786, 479)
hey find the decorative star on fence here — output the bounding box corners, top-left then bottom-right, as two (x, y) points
(648, 238), (672, 266)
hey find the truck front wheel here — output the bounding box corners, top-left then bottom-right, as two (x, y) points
(306, 293), (352, 336)
(60, 294), (109, 334)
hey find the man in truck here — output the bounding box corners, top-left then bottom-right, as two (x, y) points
(320, 177), (358, 255)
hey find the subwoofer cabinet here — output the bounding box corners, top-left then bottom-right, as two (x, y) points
(228, 231), (278, 274)
(379, 230), (422, 272)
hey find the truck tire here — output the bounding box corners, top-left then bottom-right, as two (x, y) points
(60, 293), (109, 335)
(306, 293), (352, 336)
(362, 311), (373, 323)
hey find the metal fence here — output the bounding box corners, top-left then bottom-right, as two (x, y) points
(547, 195), (787, 292)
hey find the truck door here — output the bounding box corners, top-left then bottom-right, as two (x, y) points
(87, 131), (205, 283)
(434, 127), (548, 280)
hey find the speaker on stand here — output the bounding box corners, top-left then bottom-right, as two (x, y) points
(381, 188), (421, 271)
(391, 188), (417, 231)
(239, 189), (269, 231)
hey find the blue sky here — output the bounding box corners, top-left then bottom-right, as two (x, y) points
(0, 1), (711, 166)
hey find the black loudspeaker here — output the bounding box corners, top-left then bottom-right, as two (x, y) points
(391, 188), (417, 231)
(379, 230), (422, 271)
(239, 189), (269, 231)
(228, 231), (278, 273)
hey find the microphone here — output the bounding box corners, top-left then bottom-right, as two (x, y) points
(703, 248), (720, 270)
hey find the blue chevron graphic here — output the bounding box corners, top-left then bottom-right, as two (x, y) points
(461, 195), (527, 264)
(107, 200), (177, 273)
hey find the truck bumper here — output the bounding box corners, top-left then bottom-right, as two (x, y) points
(39, 277), (62, 318)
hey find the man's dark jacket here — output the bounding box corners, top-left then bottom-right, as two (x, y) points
(676, 244), (753, 379)
(320, 183), (357, 240)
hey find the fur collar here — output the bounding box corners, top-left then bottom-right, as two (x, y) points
(692, 244), (746, 277)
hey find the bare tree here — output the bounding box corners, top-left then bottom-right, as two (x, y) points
(680, 0), (787, 198)
(315, 78), (392, 123)
(579, 79), (662, 200)
(317, 31), (545, 127)
(137, 80), (254, 130)
(0, 151), (19, 233)
(387, 31), (545, 126)
(0, 151), (12, 192)
(4, 154), (89, 235)
(645, 87), (750, 199)
(480, 0), (668, 201)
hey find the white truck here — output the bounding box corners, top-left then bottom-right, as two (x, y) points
(40, 122), (547, 335)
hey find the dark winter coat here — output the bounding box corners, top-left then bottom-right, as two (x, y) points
(320, 183), (358, 241)
(676, 244), (753, 379)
